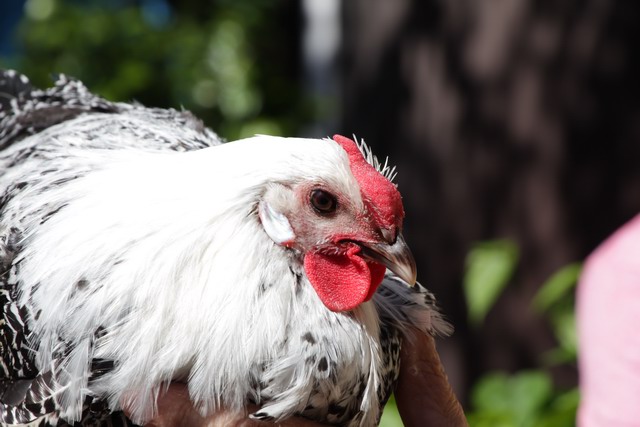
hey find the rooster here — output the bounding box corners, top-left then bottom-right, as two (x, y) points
(0, 70), (451, 426)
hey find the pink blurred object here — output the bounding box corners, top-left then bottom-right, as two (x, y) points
(578, 214), (640, 426)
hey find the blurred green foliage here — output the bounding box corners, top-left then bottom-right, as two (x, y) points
(1, 0), (313, 140)
(464, 241), (580, 427)
(464, 240), (519, 326)
(534, 264), (581, 366)
(468, 371), (579, 427)
(382, 239), (581, 427)
(379, 395), (403, 427)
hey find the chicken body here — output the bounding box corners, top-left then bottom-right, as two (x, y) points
(0, 71), (450, 426)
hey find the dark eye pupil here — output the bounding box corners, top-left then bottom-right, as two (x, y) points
(310, 190), (337, 213)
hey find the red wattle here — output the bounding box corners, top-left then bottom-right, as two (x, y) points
(365, 262), (386, 301)
(304, 245), (385, 312)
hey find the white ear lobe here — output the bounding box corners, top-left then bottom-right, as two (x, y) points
(258, 201), (296, 246)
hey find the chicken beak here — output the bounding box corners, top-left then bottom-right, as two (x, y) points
(359, 234), (417, 286)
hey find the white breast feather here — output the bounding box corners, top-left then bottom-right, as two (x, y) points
(10, 128), (389, 425)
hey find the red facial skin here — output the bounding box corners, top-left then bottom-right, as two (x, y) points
(302, 135), (405, 312)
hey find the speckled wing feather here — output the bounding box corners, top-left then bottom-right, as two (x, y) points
(0, 70), (222, 427)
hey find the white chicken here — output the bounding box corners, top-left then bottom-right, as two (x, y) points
(0, 70), (450, 426)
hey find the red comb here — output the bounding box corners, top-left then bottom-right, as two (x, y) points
(332, 135), (404, 229)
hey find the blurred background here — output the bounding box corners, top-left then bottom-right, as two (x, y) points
(2, 0), (640, 425)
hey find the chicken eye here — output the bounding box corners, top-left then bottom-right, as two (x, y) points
(310, 189), (337, 214)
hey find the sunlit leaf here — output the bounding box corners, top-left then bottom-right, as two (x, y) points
(533, 263), (581, 313)
(534, 388), (579, 427)
(467, 412), (515, 427)
(550, 310), (577, 358)
(471, 372), (512, 412)
(552, 388), (580, 411)
(510, 371), (553, 426)
(470, 371), (553, 427)
(379, 395), (404, 427)
(464, 240), (519, 325)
